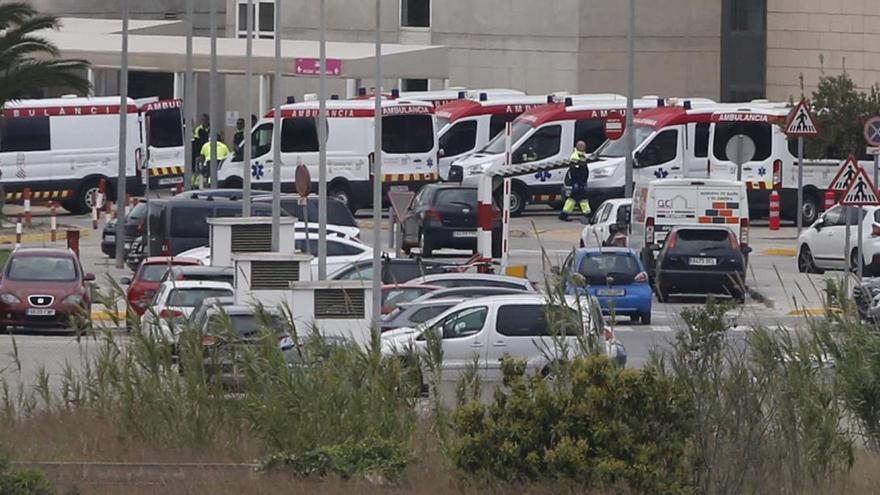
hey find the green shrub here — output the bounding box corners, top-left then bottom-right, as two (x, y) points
(449, 354), (692, 494)
(0, 461), (56, 495)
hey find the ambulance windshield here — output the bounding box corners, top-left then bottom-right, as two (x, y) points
(481, 121), (533, 154)
(599, 125), (654, 158)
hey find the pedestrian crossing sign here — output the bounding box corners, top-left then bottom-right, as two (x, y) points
(840, 167), (880, 206)
(784, 98), (820, 137)
(828, 155), (862, 193)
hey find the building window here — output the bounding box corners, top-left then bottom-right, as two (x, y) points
(401, 0), (430, 28)
(402, 78), (428, 91)
(236, 0), (275, 39)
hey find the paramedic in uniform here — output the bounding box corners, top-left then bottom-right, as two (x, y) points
(196, 133), (230, 188)
(191, 114), (210, 173)
(559, 140), (591, 221)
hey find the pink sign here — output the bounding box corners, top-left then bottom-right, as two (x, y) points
(295, 58), (343, 76)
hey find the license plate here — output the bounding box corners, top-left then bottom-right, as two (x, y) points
(597, 288), (625, 296)
(104, 234), (116, 242)
(26, 308), (55, 316)
(453, 231), (477, 238)
(159, 177), (184, 185)
(689, 257), (717, 266)
(390, 185), (409, 191)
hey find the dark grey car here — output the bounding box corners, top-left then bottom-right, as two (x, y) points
(379, 298), (465, 332)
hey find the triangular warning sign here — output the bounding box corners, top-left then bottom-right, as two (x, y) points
(840, 167), (880, 206)
(828, 155), (861, 192)
(784, 99), (821, 137)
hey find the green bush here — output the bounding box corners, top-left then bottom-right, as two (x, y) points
(0, 461), (56, 495)
(449, 354), (692, 494)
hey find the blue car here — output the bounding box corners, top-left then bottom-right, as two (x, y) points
(566, 248), (653, 325)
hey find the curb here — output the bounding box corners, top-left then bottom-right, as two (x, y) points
(0, 229), (90, 245)
(761, 248), (797, 257)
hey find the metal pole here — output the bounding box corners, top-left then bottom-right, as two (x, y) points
(318, 0), (328, 279)
(501, 123), (513, 272)
(271, 0), (282, 250)
(858, 206), (864, 279)
(114, 0), (129, 268)
(209, 0), (218, 188)
(183, 0), (193, 191)
(736, 134), (744, 182)
(623, 0), (635, 199)
(797, 136), (804, 234)
(371, 0), (383, 330)
(874, 154), (879, 195)
(845, 206), (851, 294)
(243, 0), (253, 216)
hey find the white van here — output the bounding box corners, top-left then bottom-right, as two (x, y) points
(452, 97), (663, 215)
(218, 98), (438, 212)
(0, 96), (184, 213)
(630, 179), (749, 272)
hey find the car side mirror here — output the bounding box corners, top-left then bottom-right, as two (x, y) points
(84, 272), (96, 282)
(814, 219), (824, 231)
(120, 276), (131, 285)
(447, 165), (463, 183)
(438, 148), (445, 158)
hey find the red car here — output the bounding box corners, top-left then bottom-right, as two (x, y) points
(122, 256), (200, 316)
(0, 248), (94, 330)
(381, 284), (441, 315)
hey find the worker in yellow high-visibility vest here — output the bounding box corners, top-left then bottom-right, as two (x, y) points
(559, 140), (591, 221)
(195, 134), (230, 188)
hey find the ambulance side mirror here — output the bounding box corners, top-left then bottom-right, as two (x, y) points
(438, 148), (445, 158)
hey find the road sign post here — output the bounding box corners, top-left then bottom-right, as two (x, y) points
(296, 164), (311, 255)
(840, 167), (880, 281)
(784, 98), (821, 233)
(828, 155), (862, 293)
(388, 190), (415, 258)
(864, 116), (880, 200)
(725, 134), (755, 182)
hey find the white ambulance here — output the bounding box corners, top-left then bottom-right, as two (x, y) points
(0, 96), (185, 213)
(218, 98), (438, 212)
(630, 179), (750, 273)
(451, 97), (663, 215)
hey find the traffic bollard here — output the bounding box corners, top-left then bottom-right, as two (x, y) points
(22, 187), (31, 227)
(769, 190), (780, 231)
(66, 229), (80, 257)
(175, 182), (183, 195)
(50, 202), (57, 241)
(15, 215), (21, 248)
(91, 191), (98, 230)
(824, 190), (836, 211)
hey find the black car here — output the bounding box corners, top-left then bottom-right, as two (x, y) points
(175, 189), (248, 201)
(400, 184), (501, 257)
(101, 201), (147, 258)
(252, 195), (358, 229)
(328, 258), (454, 284)
(654, 227), (748, 303)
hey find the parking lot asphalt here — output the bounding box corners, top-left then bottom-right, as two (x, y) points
(0, 200), (833, 386)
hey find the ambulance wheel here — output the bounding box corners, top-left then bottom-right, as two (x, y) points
(508, 185), (527, 217)
(223, 177), (243, 189)
(72, 179), (105, 215)
(329, 183), (353, 212)
(801, 194), (820, 226)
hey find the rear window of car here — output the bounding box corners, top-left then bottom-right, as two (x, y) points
(383, 115), (434, 154)
(434, 188), (476, 207)
(577, 253), (641, 285)
(140, 264), (171, 282)
(168, 287), (233, 307)
(676, 229), (730, 244)
(206, 313), (286, 336)
(8, 256), (77, 281)
(129, 202), (147, 220)
(495, 304), (580, 337)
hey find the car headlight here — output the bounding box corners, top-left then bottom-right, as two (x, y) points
(63, 294), (83, 305)
(591, 166), (616, 179)
(467, 165), (483, 175)
(0, 293), (21, 304)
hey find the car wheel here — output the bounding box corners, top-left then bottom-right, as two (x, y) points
(508, 186), (527, 217)
(851, 249), (867, 275)
(639, 312), (652, 325)
(420, 231), (434, 257)
(72, 178), (105, 214)
(402, 244), (412, 255)
(222, 177), (243, 189)
(797, 245), (822, 274)
(329, 183), (354, 212)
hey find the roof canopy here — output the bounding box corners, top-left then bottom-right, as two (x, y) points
(50, 18), (449, 79)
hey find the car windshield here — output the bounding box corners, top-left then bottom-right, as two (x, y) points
(481, 121), (533, 154)
(600, 125), (655, 157)
(577, 252), (641, 285)
(140, 264), (171, 282)
(129, 202), (147, 220)
(384, 288), (431, 308)
(7, 256), (77, 281)
(167, 287), (233, 307)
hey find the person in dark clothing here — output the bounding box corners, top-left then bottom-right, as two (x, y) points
(559, 140), (591, 222)
(233, 118), (246, 161)
(191, 113), (210, 172)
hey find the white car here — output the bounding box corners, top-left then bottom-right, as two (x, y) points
(177, 234), (376, 277)
(140, 280), (234, 340)
(580, 198), (631, 248)
(381, 294), (624, 384)
(407, 273), (538, 292)
(797, 204), (880, 274)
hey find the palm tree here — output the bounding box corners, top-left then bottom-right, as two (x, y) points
(0, 2), (91, 106)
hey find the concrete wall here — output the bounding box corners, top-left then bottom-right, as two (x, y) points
(766, 0), (880, 101)
(577, 0), (722, 99)
(32, 0), (220, 34)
